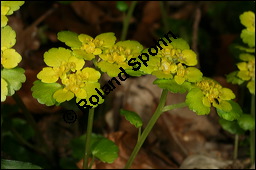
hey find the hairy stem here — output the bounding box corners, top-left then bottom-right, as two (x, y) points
(83, 108), (95, 169)
(250, 94), (255, 165)
(121, 1), (137, 41)
(124, 89), (169, 169)
(233, 134), (239, 160)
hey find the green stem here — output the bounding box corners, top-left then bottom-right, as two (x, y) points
(162, 102), (188, 112)
(160, 1), (169, 33)
(83, 108), (95, 169)
(250, 94), (255, 165)
(137, 127), (141, 142)
(120, 1), (137, 41)
(124, 89), (168, 169)
(234, 134), (239, 160)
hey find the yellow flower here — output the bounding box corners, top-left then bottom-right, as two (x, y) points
(53, 68), (101, 103)
(237, 54), (255, 94)
(196, 78), (235, 111)
(1, 26), (22, 68)
(97, 40), (143, 77)
(37, 47), (85, 83)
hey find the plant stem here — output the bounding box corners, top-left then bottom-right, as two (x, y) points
(124, 89), (168, 169)
(159, 1), (169, 33)
(162, 102), (188, 112)
(233, 134), (239, 160)
(120, 1), (137, 41)
(250, 94), (255, 165)
(83, 108), (95, 169)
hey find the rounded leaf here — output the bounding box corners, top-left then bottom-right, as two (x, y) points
(186, 88), (210, 115)
(1, 78), (8, 102)
(238, 114), (255, 131)
(1, 25), (16, 49)
(44, 47), (73, 67)
(219, 118), (245, 135)
(1, 67), (26, 96)
(1, 49), (22, 69)
(57, 31), (82, 48)
(31, 80), (62, 106)
(120, 109), (143, 128)
(216, 100), (242, 121)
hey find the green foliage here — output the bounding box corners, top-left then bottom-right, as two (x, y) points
(239, 11), (255, 47)
(1, 2), (25, 102)
(216, 100), (243, 121)
(1, 68), (26, 100)
(31, 80), (62, 106)
(1, 159), (42, 169)
(116, 1), (128, 12)
(227, 11), (255, 95)
(219, 118), (245, 135)
(71, 134), (119, 163)
(1, 1), (24, 27)
(120, 109), (143, 128)
(153, 79), (192, 93)
(237, 114), (255, 131)
(91, 134), (119, 163)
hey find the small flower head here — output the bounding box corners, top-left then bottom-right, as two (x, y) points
(37, 47), (85, 83)
(143, 38), (202, 84)
(236, 54), (255, 94)
(97, 40), (143, 77)
(58, 31), (117, 61)
(53, 68), (102, 103)
(186, 78), (236, 115)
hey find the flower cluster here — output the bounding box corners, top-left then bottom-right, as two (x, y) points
(32, 31), (144, 107)
(186, 78), (235, 115)
(227, 11), (255, 95)
(1, 1), (25, 102)
(141, 38), (202, 85)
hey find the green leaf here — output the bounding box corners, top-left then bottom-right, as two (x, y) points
(1, 1), (25, 15)
(153, 79), (192, 93)
(185, 88), (210, 115)
(91, 134), (119, 163)
(1, 25), (16, 49)
(1, 67), (26, 96)
(226, 71), (244, 85)
(235, 45), (255, 53)
(218, 118), (245, 135)
(116, 1), (128, 12)
(57, 31), (82, 48)
(120, 109), (143, 128)
(239, 11), (255, 30)
(170, 38), (190, 50)
(1, 78), (8, 102)
(237, 114), (255, 131)
(31, 80), (62, 106)
(1, 159), (42, 169)
(125, 69), (146, 77)
(95, 32), (117, 48)
(216, 100), (242, 121)
(241, 29), (255, 47)
(71, 134), (119, 163)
